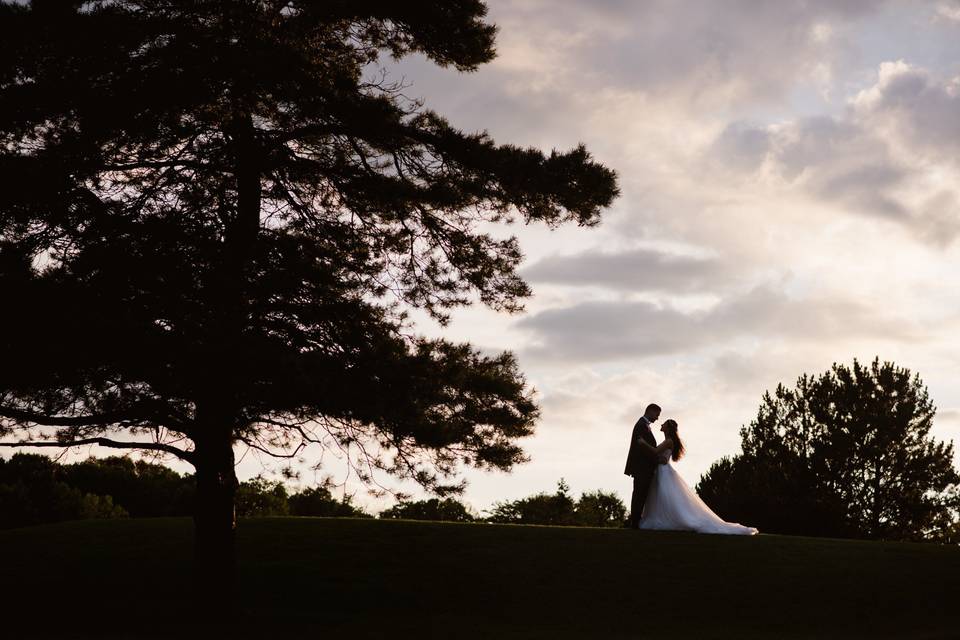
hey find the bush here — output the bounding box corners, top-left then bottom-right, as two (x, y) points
(574, 490), (628, 527)
(0, 453), (386, 526)
(289, 486), (369, 518)
(48, 482), (127, 522)
(0, 454), (128, 529)
(61, 456), (194, 517)
(235, 476), (290, 517)
(486, 480), (627, 527)
(0, 481), (38, 529)
(380, 498), (474, 522)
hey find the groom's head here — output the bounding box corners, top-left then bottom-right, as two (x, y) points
(644, 403), (662, 423)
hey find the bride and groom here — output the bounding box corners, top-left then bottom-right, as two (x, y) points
(625, 403), (757, 535)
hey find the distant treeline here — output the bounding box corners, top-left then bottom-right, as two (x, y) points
(0, 453), (367, 529)
(0, 454), (628, 530)
(228, 477), (628, 527)
(381, 479), (628, 528)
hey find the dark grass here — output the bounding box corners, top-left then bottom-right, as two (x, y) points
(1, 517), (959, 638)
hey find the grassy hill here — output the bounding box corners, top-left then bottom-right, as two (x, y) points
(1, 517), (958, 638)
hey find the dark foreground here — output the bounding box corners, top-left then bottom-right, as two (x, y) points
(1, 517), (958, 639)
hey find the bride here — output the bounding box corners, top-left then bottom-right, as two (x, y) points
(638, 419), (757, 536)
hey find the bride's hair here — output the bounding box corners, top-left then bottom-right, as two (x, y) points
(662, 419), (685, 461)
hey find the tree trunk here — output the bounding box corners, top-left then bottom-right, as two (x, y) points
(186, 103), (256, 618)
(872, 455), (882, 539)
(188, 107), (257, 610)
(192, 428), (238, 617)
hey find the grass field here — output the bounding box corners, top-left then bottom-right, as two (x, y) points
(1, 517), (958, 638)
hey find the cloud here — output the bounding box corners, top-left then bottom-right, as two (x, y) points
(710, 62), (960, 174)
(708, 122), (774, 173)
(914, 191), (960, 246)
(484, 0), (891, 108)
(709, 115), (898, 188)
(815, 163), (910, 220)
(522, 247), (737, 293)
(386, 5), (960, 256)
(852, 60), (960, 158)
(708, 115), (910, 220)
(517, 285), (916, 362)
(934, 3), (960, 24)
(386, 0), (901, 151)
(704, 62), (960, 244)
(937, 408), (960, 425)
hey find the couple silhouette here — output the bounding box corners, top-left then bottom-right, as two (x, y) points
(624, 403), (757, 535)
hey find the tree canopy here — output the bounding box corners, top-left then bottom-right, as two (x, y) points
(379, 497), (475, 522)
(697, 358), (959, 541)
(486, 479), (627, 527)
(0, 0), (618, 590)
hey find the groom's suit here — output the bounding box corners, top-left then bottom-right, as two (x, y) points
(624, 416), (658, 528)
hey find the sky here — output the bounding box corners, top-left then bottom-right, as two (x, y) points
(17, 1), (960, 515)
(339, 0), (960, 514)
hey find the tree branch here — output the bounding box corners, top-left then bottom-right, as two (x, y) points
(0, 405), (173, 429)
(100, 160), (201, 171)
(238, 435), (306, 459)
(0, 438), (195, 463)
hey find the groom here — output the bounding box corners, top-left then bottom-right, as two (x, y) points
(624, 403), (664, 528)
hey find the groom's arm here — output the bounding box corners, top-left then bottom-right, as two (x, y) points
(635, 436), (660, 460)
(653, 439), (673, 464)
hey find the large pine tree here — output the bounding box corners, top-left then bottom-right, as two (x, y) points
(0, 0), (618, 594)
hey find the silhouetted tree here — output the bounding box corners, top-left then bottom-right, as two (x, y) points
(938, 507), (960, 544)
(0, 480), (36, 529)
(697, 359), (960, 540)
(574, 489), (628, 527)
(486, 479), (626, 527)
(0, 453), (127, 528)
(235, 476), (289, 517)
(0, 0), (618, 599)
(1, 452), (376, 523)
(380, 497), (475, 522)
(61, 456), (195, 517)
(696, 453), (849, 537)
(288, 486), (369, 518)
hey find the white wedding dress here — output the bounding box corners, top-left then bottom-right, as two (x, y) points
(638, 451), (758, 535)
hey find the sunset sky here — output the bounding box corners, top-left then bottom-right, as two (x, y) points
(29, 0), (960, 515)
(365, 0), (960, 512)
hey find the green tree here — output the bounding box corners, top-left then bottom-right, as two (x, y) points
(288, 486), (369, 518)
(487, 479), (578, 526)
(235, 476), (289, 517)
(380, 497), (475, 522)
(697, 359), (960, 540)
(60, 456), (195, 517)
(47, 481), (128, 522)
(0, 481), (37, 529)
(0, 0), (618, 596)
(0, 453), (127, 528)
(937, 506), (960, 544)
(696, 453), (848, 537)
(574, 490), (627, 528)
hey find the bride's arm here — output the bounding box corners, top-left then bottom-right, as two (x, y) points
(653, 439), (673, 464)
(655, 438), (673, 454)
